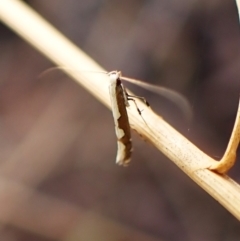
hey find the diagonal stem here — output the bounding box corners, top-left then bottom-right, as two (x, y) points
(0, 0), (240, 220)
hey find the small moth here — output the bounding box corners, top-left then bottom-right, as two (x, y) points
(108, 71), (133, 166)
(40, 67), (191, 166)
(107, 70), (192, 166)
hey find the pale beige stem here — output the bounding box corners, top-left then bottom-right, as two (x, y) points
(0, 0), (240, 220)
(209, 99), (240, 173)
(236, 0), (240, 21)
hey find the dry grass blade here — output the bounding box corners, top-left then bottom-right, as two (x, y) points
(209, 99), (240, 173)
(0, 0), (240, 221)
(237, 0), (240, 21)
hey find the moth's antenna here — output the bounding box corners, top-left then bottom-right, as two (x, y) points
(38, 66), (108, 79)
(120, 76), (192, 121)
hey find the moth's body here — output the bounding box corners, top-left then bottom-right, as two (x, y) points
(108, 71), (132, 166)
(41, 67), (191, 166)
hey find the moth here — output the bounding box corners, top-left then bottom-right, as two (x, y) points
(41, 67), (191, 166)
(107, 70), (191, 166)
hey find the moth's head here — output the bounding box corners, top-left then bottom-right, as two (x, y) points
(108, 70), (122, 83)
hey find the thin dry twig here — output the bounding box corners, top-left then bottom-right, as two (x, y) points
(205, 0), (240, 174)
(0, 0), (240, 220)
(236, 0), (240, 21)
(208, 99), (240, 173)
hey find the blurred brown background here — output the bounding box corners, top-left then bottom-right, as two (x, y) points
(0, 0), (240, 240)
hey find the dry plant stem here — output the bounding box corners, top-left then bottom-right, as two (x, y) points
(236, 0), (240, 21)
(0, 0), (240, 219)
(209, 99), (240, 173)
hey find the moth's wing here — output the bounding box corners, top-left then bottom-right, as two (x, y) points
(121, 76), (192, 121)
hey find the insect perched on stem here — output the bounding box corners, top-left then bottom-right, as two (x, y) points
(107, 70), (191, 166)
(40, 67), (191, 167)
(108, 71), (133, 166)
